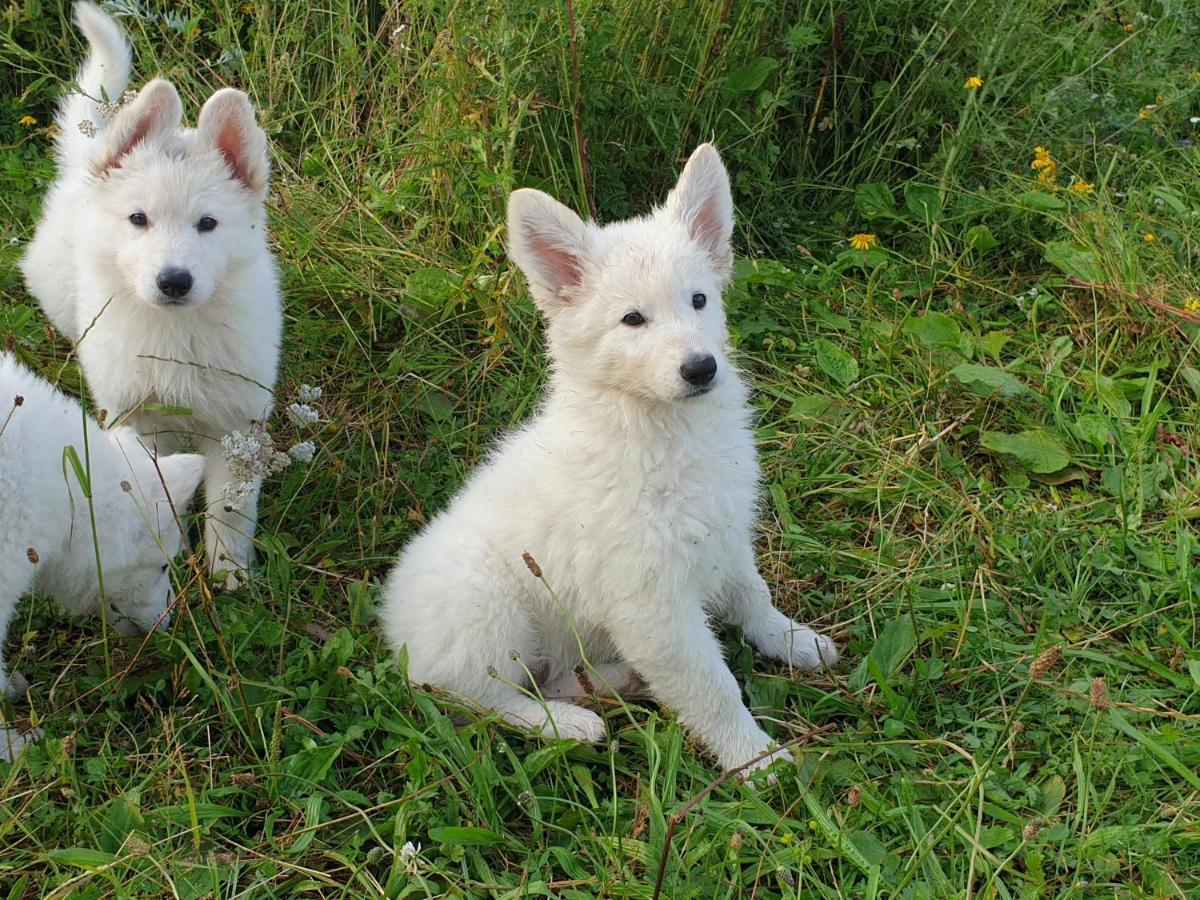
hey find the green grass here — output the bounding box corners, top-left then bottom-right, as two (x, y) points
(2, 0), (1200, 895)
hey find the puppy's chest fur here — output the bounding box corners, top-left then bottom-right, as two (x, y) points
(84, 301), (272, 440)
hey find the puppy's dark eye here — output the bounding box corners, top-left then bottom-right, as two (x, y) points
(622, 311), (646, 327)
(692, 292), (707, 310)
(129, 212), (148, 227)
(197, 216), (218, 233)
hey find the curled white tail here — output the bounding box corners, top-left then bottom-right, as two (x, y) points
(55, 2), (132, 170)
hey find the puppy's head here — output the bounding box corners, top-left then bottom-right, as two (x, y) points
(507, 144), (735, 403)
(94, 442), (205, 635)
(86, 80), (270, 310)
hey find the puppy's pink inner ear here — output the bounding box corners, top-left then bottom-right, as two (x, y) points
(529, 230), (583, 293)
(109, 118), (156, 169)
(213, 118), (253, 189)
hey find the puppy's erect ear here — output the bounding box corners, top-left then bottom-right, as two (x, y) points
(92, 78), (182, 175)
(507, 188), (588, 315)
(157, 453), (206, 507)
(197, 88), (270, 195)
(664, 143), (735, 277)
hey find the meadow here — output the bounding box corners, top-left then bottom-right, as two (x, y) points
(2, 0), (1200, 895)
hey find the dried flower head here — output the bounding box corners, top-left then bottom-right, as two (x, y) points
(1030, 645), (1062, 678)
(1090, 676), (1110, 711)
(522, 551), (543, 578)
(26, 547), (39, 564)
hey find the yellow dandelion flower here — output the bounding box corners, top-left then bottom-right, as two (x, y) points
(1138, 107), (1152, 120)
(849, 233), (878, 251)
(1069, 180), (1095, 196)
(1184, 296), (1200, 313)
(963, 75), (983, 90)
(18, 115), (37, 126)
(1030, 146), (1058, 187)
(1144, 232), (1156, 242)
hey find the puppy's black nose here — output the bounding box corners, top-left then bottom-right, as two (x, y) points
(680, 354), (718, 386)
(157, 268), (193, 299)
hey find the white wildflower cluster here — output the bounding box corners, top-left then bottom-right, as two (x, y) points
(286, 403), (319, 427)
(220, 384), (323, 508)
(96, 89), (138, 119)
(220, 424), (290, 510)
(77, 120), (98, 138)
(399, 841), (422, 876)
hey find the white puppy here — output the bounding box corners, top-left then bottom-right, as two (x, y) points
(20, 3), (283, 589)
(380, 145), (837, 772)
(0, 355), (204, 756)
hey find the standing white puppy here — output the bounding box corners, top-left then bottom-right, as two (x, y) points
(20, 3), (283, 589)
(0, 355), (204, 755)
(380, 144), (837, 772)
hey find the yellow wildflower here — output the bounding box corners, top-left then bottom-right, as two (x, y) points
(1184, 296), (1200, 313)
(849, 233), (878, 251)
(18, 115), (36, 126)
(963, 75), (984, 90)
(1144, 232), (1156, 242)
(1030, 146), (1058, 186)
(1138, 107), (1152, 120)
(1069, 180), (1095, 196)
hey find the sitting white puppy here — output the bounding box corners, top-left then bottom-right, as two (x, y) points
(20, 3), (283, 589)
(380, 144), (837, 772)
(0, 354), (204, 755)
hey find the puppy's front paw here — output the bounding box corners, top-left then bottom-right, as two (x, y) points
(209, 560), (246, 592)
(2, 671), (29, 702)
(0, 725), (42, 761)
(537, 705), (606, 743)
(763, 623), (838, 670)
(737, 744), (793, 786)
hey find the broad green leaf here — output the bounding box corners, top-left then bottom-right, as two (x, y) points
(723, 57), (778, 94)
(1188, 660), (1200, 689)
(904, 183), (942, 224)
(813, 338), (858, 388)
(1044, 241), (1106, 284)
(905, 312), (971, 356)
(849, 617), (916, 691)
(1016, 191), (1065, 211)
(978, 330), (1010, 360)
(1040, 774), (1067, 815)
(1072, 413), (1112, 448)
(965, 224), (998, 253)
(1179, 366), (1200, 402)
(847, 830), (889, 867)
(405, 267), (461, 311)
(835, 247), (890, 270)
(981, 429), (1071, 473)
(1151, 186), (1188, 217)
(428, 826), (505, 846)
(855, 183), (895, 220)
(100, 797), (143, 855)
(950, 363), (1028, 397)
(47, 849), (116, 871)
(732, 257), (795, 287)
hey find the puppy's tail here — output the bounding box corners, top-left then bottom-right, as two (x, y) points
(55, 2), (133, 168)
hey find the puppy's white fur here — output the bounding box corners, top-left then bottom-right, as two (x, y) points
(0, 355), (204, 755)
(380, 145), (837, 772)
(20, 3), (283, 589)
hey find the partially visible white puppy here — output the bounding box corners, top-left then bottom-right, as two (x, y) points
(380, 144), (837, 773)
(0, 354), (204, 757)
(20, 2), (283, 589)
